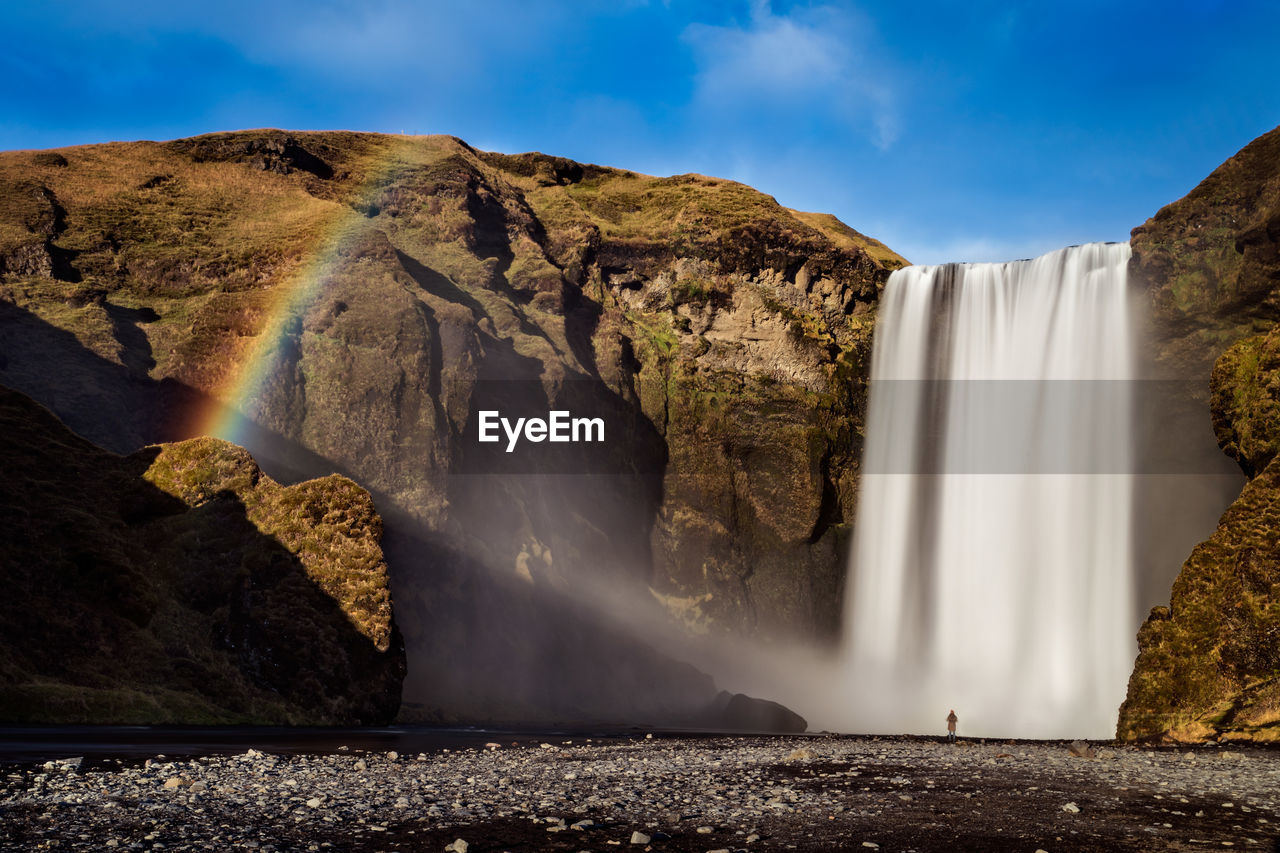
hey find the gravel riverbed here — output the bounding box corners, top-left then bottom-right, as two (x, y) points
(2, 734), (1277, 852)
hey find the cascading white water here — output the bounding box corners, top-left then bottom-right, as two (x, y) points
(845, 242), (1135, 739)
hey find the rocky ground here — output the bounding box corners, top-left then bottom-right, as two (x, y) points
(1, 734), (1277, 852)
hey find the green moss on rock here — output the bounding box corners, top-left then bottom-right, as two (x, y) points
(1120, 125), (1280, 742)
(1211, 327), (1280, 477)
(1117, 456), (1280, 742)
(1131, 124), (1280, 379)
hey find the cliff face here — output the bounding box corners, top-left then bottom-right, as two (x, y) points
(0, 386), (404, 724)
(1117, 362), (1280, 741)
(1120, 125), (1280, 742)
(1130, 126), (1280, 380)
(0, 131), (903, 722)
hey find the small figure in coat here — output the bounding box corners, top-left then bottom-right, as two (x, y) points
(946, 709), (958, 743)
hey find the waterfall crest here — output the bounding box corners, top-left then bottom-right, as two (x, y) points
(845, 242), (1134, 739)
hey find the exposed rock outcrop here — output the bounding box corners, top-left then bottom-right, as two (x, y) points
(1130, 125), (1280, 380)
(1120, 125), (1280, 743)
(0, 131), (904, 723)
(698, 690), (809, 734)
(0, 385), (404, 724)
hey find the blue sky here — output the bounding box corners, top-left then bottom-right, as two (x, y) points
(2, 0), (1278, 263)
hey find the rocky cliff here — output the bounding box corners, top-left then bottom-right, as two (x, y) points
(0, 385), (404, 724)
(1130, 126), (1280, 380)
(1120, 125), (1280, 742)
(0, 131), (904, 723)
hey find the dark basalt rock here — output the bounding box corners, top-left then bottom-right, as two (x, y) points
(30, 151), (68, 168)
(698, 690), (809, 733)
(171, 131), (335, 179)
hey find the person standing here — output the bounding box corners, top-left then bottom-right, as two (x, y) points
(946, 709), (958, 743)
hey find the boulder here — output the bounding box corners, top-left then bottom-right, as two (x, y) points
(699, 690), (808, 733)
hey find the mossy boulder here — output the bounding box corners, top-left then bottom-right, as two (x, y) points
(1210, 326), (1280, 477)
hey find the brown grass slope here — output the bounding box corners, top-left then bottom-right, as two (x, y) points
(0, 131), (903, 404)
(0, 385), (404, 724)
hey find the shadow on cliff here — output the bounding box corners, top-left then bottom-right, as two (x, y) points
(0, 384), (402, 724)
(0, 299), (723, 727)
(0, 299), (359, 484)
(0, 298), (197, 453)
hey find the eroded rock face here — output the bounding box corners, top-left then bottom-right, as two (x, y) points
(1120, 125), (1280, 743)
(0, 385), (404, 724)
(0, 131), (904, 723)
(1131, 125), (1280, 380)
(1117, 458), (1280, 743)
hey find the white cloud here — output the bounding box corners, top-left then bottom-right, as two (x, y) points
(682, 1), (900, 149)
(95, 1), (560, 87)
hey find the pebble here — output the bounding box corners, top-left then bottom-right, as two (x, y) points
(1, 736), (1275, 850)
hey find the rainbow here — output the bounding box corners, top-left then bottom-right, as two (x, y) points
(193, 216), (367, 446)
(190, 137), (418, 445)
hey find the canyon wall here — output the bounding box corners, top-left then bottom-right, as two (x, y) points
(0, 132), (903, 722)
(6, 124), (1280, 734)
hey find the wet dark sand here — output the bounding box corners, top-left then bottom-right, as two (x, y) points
(2, 733), (1277, 852)
(0, 725), (628, 764)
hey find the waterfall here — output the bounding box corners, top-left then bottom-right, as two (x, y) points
(845, 242), (1135, 739)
